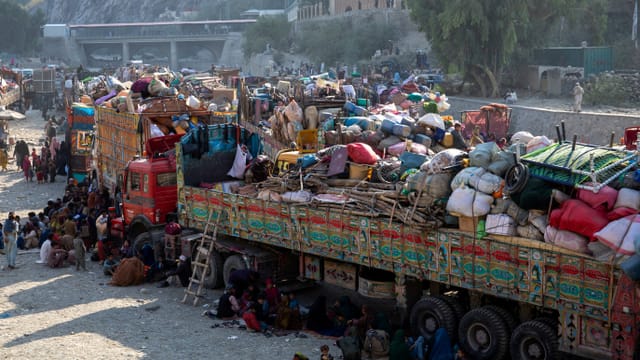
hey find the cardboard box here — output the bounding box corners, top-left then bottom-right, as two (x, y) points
(458, 216), (483, 233)
(211, 88), (237, 104)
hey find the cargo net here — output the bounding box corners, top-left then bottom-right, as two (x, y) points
(521, 142), (637, 192)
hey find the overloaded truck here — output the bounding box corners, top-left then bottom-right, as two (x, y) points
(32, 68), (57, 115)
(164, 123), (640, 360)
(94, 97), (231, 249)
(66, 103), (95, 181)
(0, 67), (24, 111)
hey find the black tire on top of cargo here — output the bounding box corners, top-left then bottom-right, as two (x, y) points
(458, 306), (510, 360)
(222, 254), (247, 286)
(509, 319), (560, 360)
(410, 296), (458, 343)
(203, 250), (224, 289)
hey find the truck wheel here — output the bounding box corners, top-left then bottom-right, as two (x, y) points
(133, 232), (152, 256)
(484, 305), (517, 333)
(510, 320), (559, 360)
(458, 307), (510, 360)
(223, 255), (247, 287)
(203, 250), (224, 289)
(410, 296), (457, 343)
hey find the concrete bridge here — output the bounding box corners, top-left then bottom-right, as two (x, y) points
(45, 20), (255, 70)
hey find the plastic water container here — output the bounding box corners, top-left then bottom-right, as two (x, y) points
(345, 117), (375, 131)
(344, 101), (367, 116)
(380, 119), (397, 134)
(414, 134), (432, 148)
(392, 124), (411, 137)
(356, 98), (370, 107)
(401, 117), (416, 129)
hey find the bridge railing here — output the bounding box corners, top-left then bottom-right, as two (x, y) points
(71, 23), (246, 40)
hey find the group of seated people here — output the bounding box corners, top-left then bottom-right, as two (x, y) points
(213, 269), (466, 360)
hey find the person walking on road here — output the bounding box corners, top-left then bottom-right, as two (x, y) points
(4, 212), (19, 269)
(573, 82), (584, 113)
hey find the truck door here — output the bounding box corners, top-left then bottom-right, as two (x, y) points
(123, 169), (153, 225)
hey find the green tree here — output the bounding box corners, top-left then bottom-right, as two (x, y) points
(295, 16), (398, 65)
(406, 0), (578, 97)
(0, 0), (44, 54)
(242, 15), (291, 59)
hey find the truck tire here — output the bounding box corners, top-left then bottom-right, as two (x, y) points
(434, 295), (467, 343)
(203, 250), (224, 289)
(484, 305), (517, 334)
(458, 307), (510, 360)
(509, 320), (560, 360)
(223, 254), (247, 287)
(410, 296), (457, 343)
(133, 232), (152, 256)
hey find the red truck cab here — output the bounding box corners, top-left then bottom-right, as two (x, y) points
(114, 134), (183, 242)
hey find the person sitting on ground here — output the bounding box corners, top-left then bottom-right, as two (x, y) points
(242, 302), (268, 333)
(287, 292), (303, 330)
(275, 292), (293, 329)
(103, 253), (119, 276)
(240, 283), (258, 312)
(347, 304), (375, 341)
(256, 292), (272, 325)
(157, 254), (191, 288)
(217, 284), (240, 319)
(264, 278), (279, 313)
(37, 233), (53, 264)
(389, 329), (411, 360)
(120, 239), (132, 258)
(330, 296), (358, 334)
(22, 222), (39, 250)
(406, 329), (425, 360)
(146, 254), (172, 282)
(228, 268), (259, 297)
(47, 241), (68, 268)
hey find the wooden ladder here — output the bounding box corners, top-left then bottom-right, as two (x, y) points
(182, 212), (220, 306)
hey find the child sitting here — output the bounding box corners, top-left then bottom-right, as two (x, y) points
(103, 254), (119, 276)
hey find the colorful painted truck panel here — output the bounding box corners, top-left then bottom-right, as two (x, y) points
(67, 103), (95, 182)
(94, 107), (141, 192)
(174, 124), (640, 360)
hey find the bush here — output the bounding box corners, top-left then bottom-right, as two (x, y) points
(584, 72), (638, 107)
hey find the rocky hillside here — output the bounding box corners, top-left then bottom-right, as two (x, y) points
(35, 0), (203, 24)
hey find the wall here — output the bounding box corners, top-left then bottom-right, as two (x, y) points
(446, 97), (640, 146)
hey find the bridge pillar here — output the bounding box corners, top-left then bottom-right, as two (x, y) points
(170, 41), (177, 70)
(122, 42), (130, 64)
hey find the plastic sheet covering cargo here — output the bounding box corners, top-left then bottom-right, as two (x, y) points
(520, 142), (636, 191)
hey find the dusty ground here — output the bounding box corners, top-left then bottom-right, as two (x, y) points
(0, 110), (338, 360)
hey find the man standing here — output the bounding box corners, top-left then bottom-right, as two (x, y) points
(3, 212), (18, 269)
(573, 82), (584, 113)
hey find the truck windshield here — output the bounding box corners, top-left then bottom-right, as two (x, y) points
(157, 172), (177, 187)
